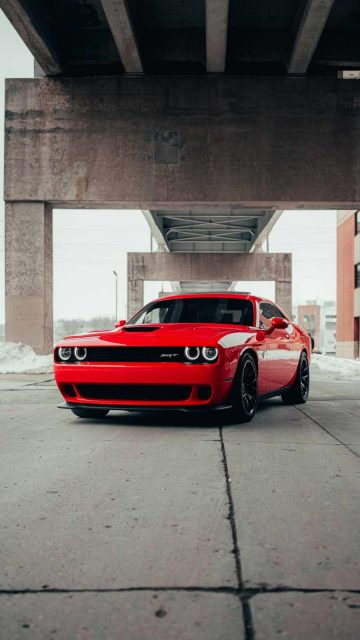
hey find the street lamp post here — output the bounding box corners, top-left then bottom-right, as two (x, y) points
(113, 270), (118, 321)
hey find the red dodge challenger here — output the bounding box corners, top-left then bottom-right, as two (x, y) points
(54, 293), (311, 423)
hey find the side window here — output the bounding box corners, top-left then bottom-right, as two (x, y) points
(259, 302), (285, 329)
(139, 304), (170, 324)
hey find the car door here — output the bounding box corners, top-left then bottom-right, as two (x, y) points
(258, 302), (293, 393)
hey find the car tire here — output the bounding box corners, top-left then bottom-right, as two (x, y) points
(71, 408), (109, 418)
(281, 351), (310, 405)
(230, 352), (258, 423)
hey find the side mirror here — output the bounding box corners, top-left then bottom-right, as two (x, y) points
(309, 334), (315, 351)
(267, 316), (289, 334)
(114, 319), (126, 328)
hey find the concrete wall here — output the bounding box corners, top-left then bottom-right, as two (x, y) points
(127, 252), (292, 318)
(5, 76), (360, 208)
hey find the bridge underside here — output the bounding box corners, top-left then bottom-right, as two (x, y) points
(3, 0), (360, 77)
(143, 208), (279, 253)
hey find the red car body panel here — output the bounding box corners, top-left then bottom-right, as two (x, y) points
(54, 294), (311, 410)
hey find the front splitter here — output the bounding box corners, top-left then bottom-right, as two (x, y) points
(58, 401), (232, 413)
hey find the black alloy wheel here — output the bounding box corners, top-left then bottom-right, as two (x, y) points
(71, 408), (109, 418)
(231, 352), (258, 423)
(281, 351), (310, 405)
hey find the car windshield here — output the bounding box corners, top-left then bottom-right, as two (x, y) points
(128, 297), (254, 326)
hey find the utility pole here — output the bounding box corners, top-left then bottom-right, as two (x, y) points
(113, 270), (118, 321)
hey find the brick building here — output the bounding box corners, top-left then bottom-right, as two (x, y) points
(336, 210), (360, 358)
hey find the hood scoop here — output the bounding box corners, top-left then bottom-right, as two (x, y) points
(123, 326), (160, 332)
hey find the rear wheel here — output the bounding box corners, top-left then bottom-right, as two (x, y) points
(281, 351), (309, 405)
(71, 408), (109, 419)
(230, 352), (258, 423)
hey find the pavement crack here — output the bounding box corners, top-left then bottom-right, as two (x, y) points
(243, 585), (360, 597)
(220, 426), (254, 640)
(294, 406), (360, 459)
(0, 586), (239, 596)
(1, 586), (359, 597)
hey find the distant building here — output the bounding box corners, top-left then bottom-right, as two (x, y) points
(337, 211), (360, 359)
(297, 301), (336, 355)
(297, 302), (321, 351)
(320, 301), (336, 355)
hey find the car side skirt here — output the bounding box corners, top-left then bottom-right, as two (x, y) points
(258, 386), (292, 402)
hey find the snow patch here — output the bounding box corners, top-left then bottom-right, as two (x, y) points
(312, 353), (360, 378)
(0, 342), (53, 374)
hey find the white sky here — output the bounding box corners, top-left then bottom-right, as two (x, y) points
(0, 10), (337, 322)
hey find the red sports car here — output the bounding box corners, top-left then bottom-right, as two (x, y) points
(54, 293), (311, 423)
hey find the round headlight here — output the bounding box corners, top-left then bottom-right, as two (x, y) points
(58, 347), (72, 361)
(184, 346), (200, 361)
(202, 347), (219, 362)
(74, 347), (87, 361)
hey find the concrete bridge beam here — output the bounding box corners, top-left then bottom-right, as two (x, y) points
(0, 1), (62, 75)
(5, 76), (360, 208)
(127, 252), (292, 319)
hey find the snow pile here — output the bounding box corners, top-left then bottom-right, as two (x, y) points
(0, 342), (53, 374)
(312, 353), (360, 378)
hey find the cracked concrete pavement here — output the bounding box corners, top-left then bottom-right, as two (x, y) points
(0, 364), (359, 638)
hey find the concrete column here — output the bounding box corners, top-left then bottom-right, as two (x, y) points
(127, 280), (144, 320)
(5, 202), (53, 354)
(275, 281), (292, 318)
(275, 255), (292, 317)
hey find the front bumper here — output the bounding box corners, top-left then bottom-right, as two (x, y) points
(54, 361), (233, 409)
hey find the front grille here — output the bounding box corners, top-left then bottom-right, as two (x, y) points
(84, 347), (186, 363)
(76, 384), (192, 402)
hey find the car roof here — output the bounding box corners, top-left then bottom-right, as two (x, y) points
(153, 292), (262, 303)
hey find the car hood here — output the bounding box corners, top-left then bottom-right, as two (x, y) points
(57, 323), (258, 348)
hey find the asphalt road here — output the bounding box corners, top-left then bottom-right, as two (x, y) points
(0, 364), (359, 639)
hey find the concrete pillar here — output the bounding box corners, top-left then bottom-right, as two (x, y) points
(275, 254), (292, 317)
(5, 202), (53, 354)
(127, 280), (144, 320)
(275, 281), (292, 318)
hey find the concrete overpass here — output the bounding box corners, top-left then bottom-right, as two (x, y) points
(2, 0), (360, 350)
